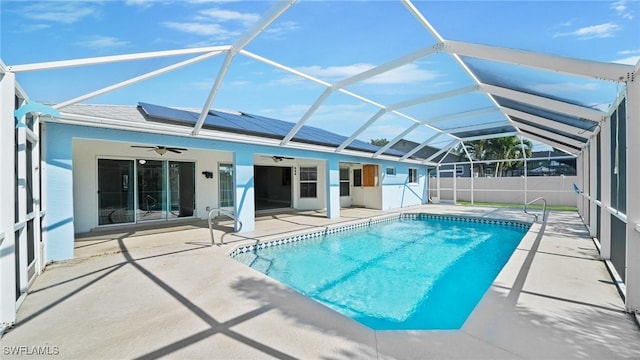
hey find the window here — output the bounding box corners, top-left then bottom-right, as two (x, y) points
(353, 169), (362, 187)
(363, 164), (378, 187)
(339, 167), (350, 196)
(300, 166), (317, 198)
(386, 167), (396, 175)
(408, 168), (418, 184)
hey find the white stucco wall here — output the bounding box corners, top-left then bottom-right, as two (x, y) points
(72, 139), (232, 233)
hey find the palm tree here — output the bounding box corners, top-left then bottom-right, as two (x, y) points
(491, 137), (532, 177)
(458, 136), (532, 177)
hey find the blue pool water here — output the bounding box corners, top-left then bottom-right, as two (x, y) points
(233, 216), (528, 330)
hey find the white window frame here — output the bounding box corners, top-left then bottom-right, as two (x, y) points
(408, 168), (419, 184)
(299, 166), (318, 198)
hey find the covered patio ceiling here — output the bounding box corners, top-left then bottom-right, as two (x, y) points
(3, 0), (638, 163)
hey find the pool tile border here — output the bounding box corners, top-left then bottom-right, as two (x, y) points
(229, 213), (531, 258)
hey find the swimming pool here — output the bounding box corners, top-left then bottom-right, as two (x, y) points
(232, 214), (530, 330)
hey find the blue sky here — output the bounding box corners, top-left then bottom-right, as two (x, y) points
(2, 0), (639, 151)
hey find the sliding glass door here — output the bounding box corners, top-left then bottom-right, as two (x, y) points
(137, 160), (166, 221)
(98, 159), (135, 225)
(169, 161), (195, 218)
(98, 159), (195, 226)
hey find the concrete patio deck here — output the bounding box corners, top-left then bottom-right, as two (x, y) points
(1, 205), (639, 359)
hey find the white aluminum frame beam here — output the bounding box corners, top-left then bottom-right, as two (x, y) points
(514, 121), (586, 148)
(373, 123), (421, 157)
(192, 0), (296, 136)
(6, 46), (230, 72)
(444, 120), (511, 135)
(445, 40), (634, 83)
(421, 107), (500, 125)
(281, 44), (441, 145)
(54, 51), (224, 109)
(504, 107), (595, 138)
(336, 109), (386, 152)
(480, 83), (605, 122)
(388, 85), (479, 111)
(518, 132), (580, 155)
(424, 140), (458, 163)
(337, 86), (475, 152)
(458, 131), (520, 142)
(399, 133), (441, 161)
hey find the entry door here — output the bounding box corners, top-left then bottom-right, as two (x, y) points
(137, 160), (166, 221)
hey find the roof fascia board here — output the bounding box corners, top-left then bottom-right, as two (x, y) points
(54, 112), (423, 164)
(503, 107), (596, 137)
(7, 46), (230, 72)
(55, 51), (224, 110)
(193, 1), (295, 136)
(514, 122), (585, 148)
(445, 40), (633, 82)
(480, 83), (605, 122)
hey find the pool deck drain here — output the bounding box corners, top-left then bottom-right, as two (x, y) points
(1, 205), (639, 359)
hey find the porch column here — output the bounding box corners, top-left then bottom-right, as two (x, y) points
(233, 150), (255, 232)
(582, 146), (590, 226)
(325, 158), (340, 219)
(625, 74), (640, 313)
(600, 113), (612, 259)
(0, 72), (17, 325)
(576, 153), (583, 217)
(589, 137), (598, 237)
(43, 125), (75, 261)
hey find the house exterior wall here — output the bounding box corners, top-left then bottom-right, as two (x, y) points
(44, 122), (428, 262)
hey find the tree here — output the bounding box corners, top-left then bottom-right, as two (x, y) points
(457, 136), (532, 177)
(370, 138), (389, 146)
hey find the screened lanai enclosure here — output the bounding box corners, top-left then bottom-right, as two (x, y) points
(1, 0), (639, 330)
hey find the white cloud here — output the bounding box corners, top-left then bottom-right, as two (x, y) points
(163, 21), (237, 39)
(76, 36), (130, 50)
(198, 8), (260, 27)
(618, 48), (640, 55)
(554, 22), (620, 39)
(22, 1), (100, 24)
(264, 21), (300, 39)
(611, 0), (635, 20)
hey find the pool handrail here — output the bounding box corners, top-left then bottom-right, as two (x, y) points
(524, 197), (547, 223)
(207, 207), (242, 246)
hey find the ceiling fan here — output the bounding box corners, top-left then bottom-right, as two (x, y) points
(131, 145), (187, 155)
(270, 155), (294, 163)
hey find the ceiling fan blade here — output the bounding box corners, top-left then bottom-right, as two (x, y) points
(131, 145), (155, 149)
(169, 147), (188, 151)
(167, 148), (182, 154)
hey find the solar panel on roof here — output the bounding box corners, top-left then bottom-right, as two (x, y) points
(138, 102), (406, 157)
